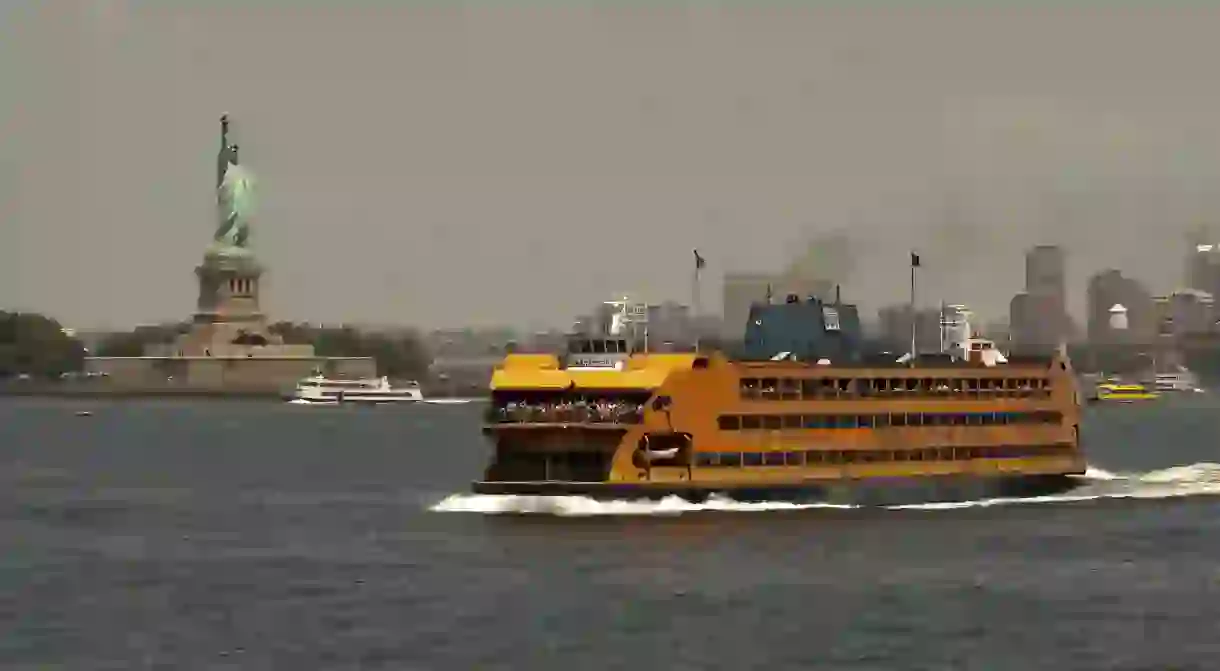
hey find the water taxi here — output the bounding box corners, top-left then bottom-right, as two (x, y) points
(1094, 382), (1159, 403)
(475, 292), (1085, 505)
(288, 374), (424, 405)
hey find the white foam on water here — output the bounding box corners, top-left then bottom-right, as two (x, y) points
(429, 493), (855, 516)
(429, 463), (1220, 517)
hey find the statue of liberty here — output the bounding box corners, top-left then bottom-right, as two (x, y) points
(210, 113), (256, 256)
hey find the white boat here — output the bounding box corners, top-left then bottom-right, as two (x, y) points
(288, 375), (424, 405)
(1153, 369), (1206, 394)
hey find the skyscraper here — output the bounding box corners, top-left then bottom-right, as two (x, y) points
(1010, 245), (1070, 349)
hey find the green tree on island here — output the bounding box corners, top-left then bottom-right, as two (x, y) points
(270, 322), (430, 378)
(0, 311), (87, 378)
(93, 322), (189, 357)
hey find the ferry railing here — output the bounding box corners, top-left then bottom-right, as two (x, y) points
(486, 403), (645, 425)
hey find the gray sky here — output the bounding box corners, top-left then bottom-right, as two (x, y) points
(5, 2), (1220, 330)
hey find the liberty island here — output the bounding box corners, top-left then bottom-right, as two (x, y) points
(83, 115), (375, 393)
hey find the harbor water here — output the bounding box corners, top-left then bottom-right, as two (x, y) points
(2, 396), (1218, 669)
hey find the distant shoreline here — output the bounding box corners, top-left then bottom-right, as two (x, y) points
(0, 384), (283, 399)
(0, 383), (479, 400)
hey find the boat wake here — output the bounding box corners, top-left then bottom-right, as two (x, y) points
(428, 463), (1220, 516)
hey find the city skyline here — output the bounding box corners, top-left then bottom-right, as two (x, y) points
(7, 4), (1220, 329)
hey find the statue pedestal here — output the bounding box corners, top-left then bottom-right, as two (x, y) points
(194, 248), (265, 325)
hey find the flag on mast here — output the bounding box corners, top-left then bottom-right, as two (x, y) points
(911, 251), (921, 268)
(694, 249), (706, 270)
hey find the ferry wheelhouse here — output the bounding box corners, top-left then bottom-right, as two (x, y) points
(476, 293), (1085, 504)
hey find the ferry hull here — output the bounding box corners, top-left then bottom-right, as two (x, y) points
(470, 473), (1081, 505)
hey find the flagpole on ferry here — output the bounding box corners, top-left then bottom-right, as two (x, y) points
(909, 251), (920, 367)
(693, 249), (705, 352)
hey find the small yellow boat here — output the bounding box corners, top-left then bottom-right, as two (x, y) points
(1094, 382), (1159, 402)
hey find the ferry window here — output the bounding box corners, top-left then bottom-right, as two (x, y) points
(718, 415), (740, 431)
(741, 378), (760, 399)
(873, 414), (890, 428)
(905, 378), (919, 392)
(836, 379), (853, 396)
(743, 452), (764, 466)
(803, 415), (826, 429)
(968, 413), (984, 426)
(858, 414), (874, 428)
(760, 378), (780, 400)
(837, 415), (858, 429)
(891, 413), (907, 427)
(741, 415), (762, 430)
(782, 414), (803, 430)
(780, 378), (801, 400)
(841, 451), (858, 464)
(785, 451), (804, 466)
(695, 453), (718, 467)
(800, 379), (819, 399)
(805, 378), (825, 398)
(763, 452), (785, 466)
(719, 453), (742, 467)
(592, 340), (606, 354)
(762, 415), (782, 430)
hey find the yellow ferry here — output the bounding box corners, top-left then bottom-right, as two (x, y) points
(476, 293), (1085, 505)
(1094, 382), (1159, 403)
